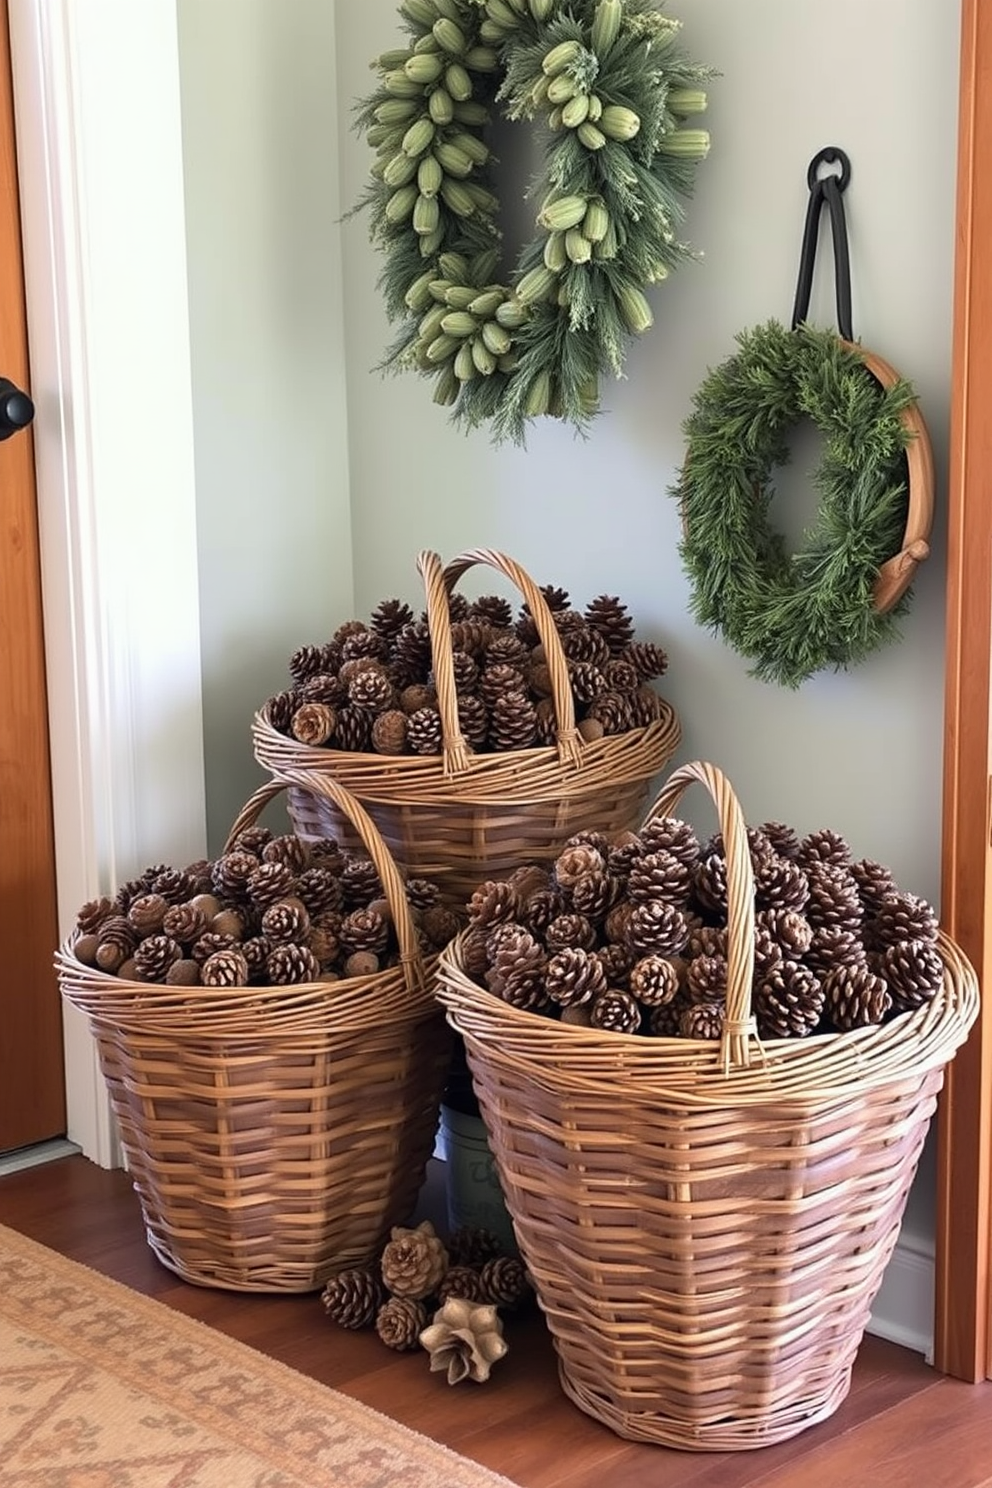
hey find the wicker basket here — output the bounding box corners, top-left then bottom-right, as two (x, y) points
(253, 548), (681, 907)
(434, 760), (979, 1450)
(57, 770), (452, 1294)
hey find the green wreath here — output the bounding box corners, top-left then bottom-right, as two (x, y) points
(353, 0), (713, 446)
(672, 321), (923, 690)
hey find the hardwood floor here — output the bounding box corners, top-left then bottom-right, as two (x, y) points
(1, 1153), (991, 1487)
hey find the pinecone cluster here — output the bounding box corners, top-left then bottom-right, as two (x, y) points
(321, 1221), (532, 1356)
(264, 585), (670, 757)
(460, 820), (945, 1040)
(70, 827), (464, 987)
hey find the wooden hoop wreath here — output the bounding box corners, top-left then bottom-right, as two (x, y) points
(673, 320), (935, 689)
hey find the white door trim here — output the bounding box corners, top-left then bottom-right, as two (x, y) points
(8, 0), (206, 1166)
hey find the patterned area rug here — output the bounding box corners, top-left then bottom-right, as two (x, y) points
(0, 1223), (520, 1487)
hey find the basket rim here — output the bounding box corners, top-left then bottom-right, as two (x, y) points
(434, 927), (978, 1108)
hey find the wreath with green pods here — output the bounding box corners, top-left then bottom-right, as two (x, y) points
(354, 0), (713, 446)
(671, 320), (925, 690)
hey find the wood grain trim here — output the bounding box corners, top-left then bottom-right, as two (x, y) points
(935, 0), (992, 1382)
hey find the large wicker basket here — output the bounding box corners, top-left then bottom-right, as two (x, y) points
(434, 760), (979, 1451)
(57, 770), (452, 1294)
(253, 548), (681, 907)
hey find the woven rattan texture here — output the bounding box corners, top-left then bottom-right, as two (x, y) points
(57, 773), (453, 1293)
(433, 760), (980, 1449)
(252, 549), (681, 907)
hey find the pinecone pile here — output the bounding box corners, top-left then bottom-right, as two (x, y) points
(321, 1221), (532, 1354)
(70, 826), (464, 987)
(264, 585), (671, 757)
(458, 820), (945, 1040)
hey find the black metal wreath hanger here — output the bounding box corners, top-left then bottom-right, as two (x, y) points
(790, 146), (853, 341)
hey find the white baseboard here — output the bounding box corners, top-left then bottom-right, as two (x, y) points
(866, 1232), (935, 1364)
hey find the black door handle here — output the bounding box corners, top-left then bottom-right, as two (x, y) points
(0, 376), (34, 441)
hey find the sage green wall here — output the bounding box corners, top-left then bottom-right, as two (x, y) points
(177, 0), (353, 849)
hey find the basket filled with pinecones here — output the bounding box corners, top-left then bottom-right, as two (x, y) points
(55, 769), (456, 1294)
(433, 759), (979, 1451)
(252, 547), (681, 909)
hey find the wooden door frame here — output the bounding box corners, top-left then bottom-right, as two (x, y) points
(935, 0), (992, 1383)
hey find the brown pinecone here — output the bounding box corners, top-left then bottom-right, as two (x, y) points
(753, 857), (810, 914)
(485, 921), (528, 961)
(544, 947), (606, 1006)
(339, 907), (390, 956)
(376, 1296), (428, 1350)
(161, 901), (208, 948)
(391, 620), (433, 685)
(478, 662), (527, 708)
(638, 817), (700, 868)
(880, 939), (944, 1012)
(447, 1227), (503, 1268)
(799, 828), (851, 870)
(870, 891), (939, 947)
(756, 908), (813, 959)
(484, 631), (529, 669)
(211, 850), (259, 903)
(822, 963), (892, 1030)
(291, 702), (336, 746)
(331, 704), (372, 752)
(754, 962), (825, 1038)
(261, 898), (311, 946)
(625, 900), (690, 958)
(567, 660), (607, 705)
(603, 900), (634, 945)
(554, 843), (606, 890)
(332, 618), (367, 647)
(76, 895), (115, 935)
(132, 934), (182, 983)
(348, 666), (396, 715)
(190, 930), (238, 966)
(294, 867), (342, 917)
(370, 708), (409, 755)
(94, 916), (139, 972)
(490, 928), (547, 1009)
(370, 597), (415, 641)
(757, 820), (800, 860)
(583, 690), (633, 736)
(266, 688), (298, 734)
(569, 871), (616, 925)
(289, 644), (326, 683)
(583, 594), (635, 654)
(595, 941), (635, 988)
(240, 935), (271, 980)
(680, 1000), (724, 1040)
(448, 618), (492, 659)
(685, 953), (728, 1004)
(200, 948), (250, 987)
(628, 686), (666, 727)
(447, 649), (480, 694)
(406, 706), (443, 755)
(127, 892), (168, 936)
(692, 854), (728, 916)
(805, 925), (867, 977)
(266, 837), (312, 875)
(804, 864), (863, 933)
(335, 858), (377, 910)
(490, 691), (538, 751)
(851, 858), (898, 915)
(589, 987), (641, 1034)
(625, 640), (668, 680)
(601, 657), (640, 695)
(627, 850), (692, 907)
(298, 671), (346, 707)
(247, 860), (297, 910)
(687, 923), (727, 960)
(629, 954), (680, 1007)
(752, 922), (784, 979)
(381, 1221), (448, 1301)
(436, 1266), (488, 1305)
(468, 593), (513, 628)
(647, 994), (691, 1037)
(468, 879), (519, 929)
(308, 914), (341, 969)
(558, 622), (611, 670)
(544, 912), (597, 953)
(456, 693), (489, 749)
(478, 1256), (530, 1308)
(231, 826), (271, 857)
(341, 629), (389, 665)
(322, 1267), (385, 1329)
(266, 944), (320, 985)
(521, 887), (564, 936)
(151, 867), (197, 905)
(404, 876), (440, 912)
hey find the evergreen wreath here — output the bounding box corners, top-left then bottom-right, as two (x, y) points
(672, 320), (921, 690)
(353, 0), (713, 446)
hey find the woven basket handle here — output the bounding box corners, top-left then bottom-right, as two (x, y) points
(224, 769), (425, 1001)
(645, 760), (757, 1073)
(418, 547), (581, 776)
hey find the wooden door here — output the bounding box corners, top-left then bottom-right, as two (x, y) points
(0, 0), (65, 1153)
(935, 0), (992, 1383)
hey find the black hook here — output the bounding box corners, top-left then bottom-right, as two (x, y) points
(790, 146), (853, 341)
